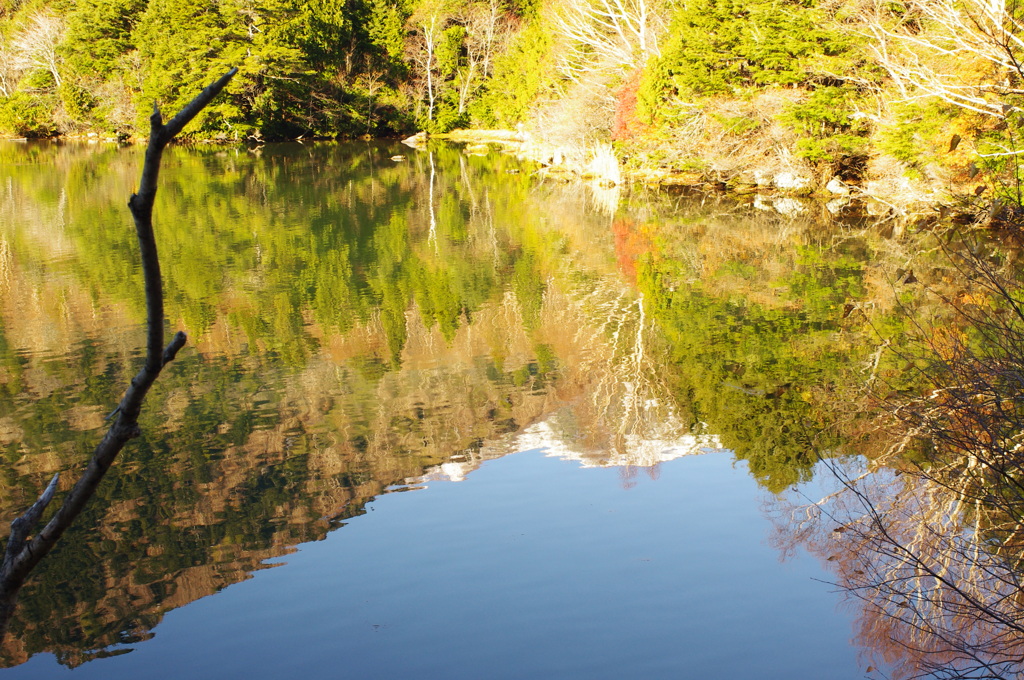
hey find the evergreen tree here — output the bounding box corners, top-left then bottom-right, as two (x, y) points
(639, 0), (848, 115)
(62, 0), (144, 78)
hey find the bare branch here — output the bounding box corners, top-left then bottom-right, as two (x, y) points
(553, 0), (665, 79)
(0, 67), (238, 640)
(858, 0), (1024, 117)
(10, 12), (63, 89)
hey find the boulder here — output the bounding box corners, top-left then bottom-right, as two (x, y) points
(401, 131), (428, 149)
(826, 197), (851, 214)
(774, 172), (811, 191)
(826, 177), (850, 195)
(773, 197), (807, 215)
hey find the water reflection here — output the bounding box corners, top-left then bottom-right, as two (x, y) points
(0, 140), (883, 669)
(411, 413), (724, 484)
(770, 457), (1024, 679)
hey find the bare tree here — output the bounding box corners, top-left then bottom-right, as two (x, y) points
(469, 0), (508, 81)
(0, 67), (238, 639)
(0, 40), (19, 97)
(776, 451), (1024, 679)
(10, 11), (64, 89)
(358, 66), (387, 134)
(407, 10), (445, 124)
(553, 0), (665, 80)
(454, 0), (514, 115)
(860, 0), (1024, 120)
(538, 257), (705, 463)
(771, 222), (1024, 679)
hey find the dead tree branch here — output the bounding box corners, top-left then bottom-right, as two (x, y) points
(0, 67), (238, 640)
(860, 0), (1024, 119)
(554, 0), (664, 80)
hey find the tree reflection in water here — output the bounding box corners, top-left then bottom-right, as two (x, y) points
(0, 141), (733, 667)
(767, 224), (1024, 680)
(771, 456), (1024, 680)
(6, 139), (995, 674)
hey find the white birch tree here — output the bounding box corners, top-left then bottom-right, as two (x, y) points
(553, 0), (667, 80)
(861, 0), (1024, 119)
(10, 12), (64, 89)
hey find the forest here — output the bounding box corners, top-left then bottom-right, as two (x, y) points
(0, 0), (1020, 200)
(8, 1), (1024, 675)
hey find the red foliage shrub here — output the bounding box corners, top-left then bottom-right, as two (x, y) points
(612, 68), (648, 142)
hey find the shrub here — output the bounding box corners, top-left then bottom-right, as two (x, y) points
(710, 113), (760, 135)
(877, 101), (959, 179)
(612, 68), (647, 142)
(59, 81), (99, 124)
(0, 93), (57, 137)
(779, 86), (869, 172)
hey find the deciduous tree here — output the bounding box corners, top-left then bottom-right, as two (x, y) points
(860, 0), (1024, 119)
(11, 11), (63, 89)
(552, 0), (666, 80)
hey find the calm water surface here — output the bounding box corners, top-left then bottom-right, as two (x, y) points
(6, 452), (862, 679)
(0, 140), (885, 677)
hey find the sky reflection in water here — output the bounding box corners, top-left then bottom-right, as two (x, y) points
(0, 140), (883, 677)
(5, 450), (864, 680)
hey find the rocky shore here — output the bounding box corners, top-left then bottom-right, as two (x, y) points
(419, 128), (963, 222)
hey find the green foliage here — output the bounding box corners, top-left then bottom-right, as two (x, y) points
(0, 0), (992, 198)
(61, 0), (146, 77)
(710, 113), (760, 135)
(58, 80), (97, 122)
(780, 87), (856, 135)
(475, 20), (552, 127)
(0, 92), (57, 135)
(636, 233), (875, 493)
(426, 97), (469, 132)
(878, 102), (948, 171)
(779, 86), (868, 169)
(437, 25), (466, 79)
(132, 0), (334, 138)
(639, 0), (849, 121)
(131, 0), (250, 136)
(512, 250), (545, 330)
(366, 0), (408, 62)
(1, 0), (421, 138)
(19, 68), (57, 90)
(963, 105), (1024, 202)
(791, 135), (862, 164)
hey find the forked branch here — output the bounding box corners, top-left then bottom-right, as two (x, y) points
(0, 67), (238, 639)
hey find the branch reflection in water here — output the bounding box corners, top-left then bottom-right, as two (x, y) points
(770, 457), (1024, 680)
(765, 220), (1024, 680)
(0, 139), (910, 673)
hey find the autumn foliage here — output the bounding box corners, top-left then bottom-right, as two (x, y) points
(611, 68), (646, 142)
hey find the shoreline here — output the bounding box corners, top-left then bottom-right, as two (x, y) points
(3, 128), (972, 222)
(426, 128), (949, 221)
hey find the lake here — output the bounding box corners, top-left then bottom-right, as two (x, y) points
(0, 139), (892, 677)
